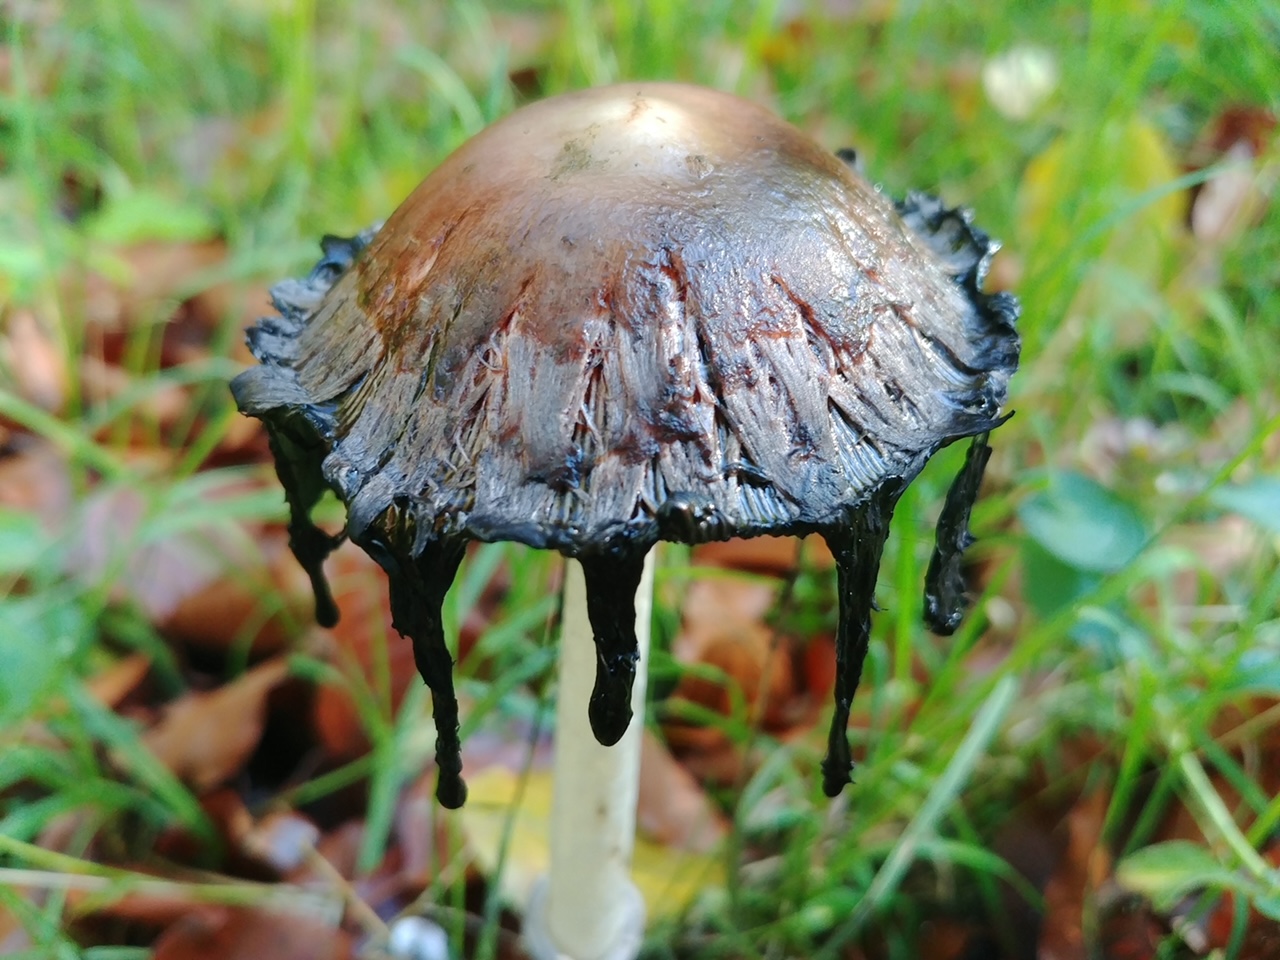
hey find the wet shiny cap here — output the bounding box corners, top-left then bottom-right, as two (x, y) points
(232, 83), (1020, 807)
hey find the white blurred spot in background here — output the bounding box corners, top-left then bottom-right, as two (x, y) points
(982, 46), (1059, 120)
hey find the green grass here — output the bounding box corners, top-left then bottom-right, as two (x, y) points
(3, 1), (1279, 957)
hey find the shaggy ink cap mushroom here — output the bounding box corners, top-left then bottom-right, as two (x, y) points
(231, 83), (1020, 808)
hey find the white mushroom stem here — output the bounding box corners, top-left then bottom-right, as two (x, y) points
(525, 551), (655, 960)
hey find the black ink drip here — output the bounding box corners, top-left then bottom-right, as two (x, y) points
(582, 549), (648, 746)
(820, 484), (898, 798)
(924, 433), (991, 636)
(369, 537), (468, 808)
(266, 420), (341, 628)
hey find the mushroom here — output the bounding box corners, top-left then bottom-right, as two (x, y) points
(232, 81), (1018, 944)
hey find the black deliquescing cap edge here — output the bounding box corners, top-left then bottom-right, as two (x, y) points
(894, 195), (1022, 658)
(229, 230), (381, 629)
(229, 192), (1025, 807)
(895, 191), (1021, 375)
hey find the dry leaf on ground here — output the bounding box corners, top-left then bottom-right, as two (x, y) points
(1038, 788), (1112, 960)
(692, 533), (833, 575)
(310, 543), (417, 759)
(1, 309), (68, 412)
(85, 652), (152, 709)
(81, 240), (226, 335)
(142, 658), (290, 792)
(637, 731), (728, 854)
(66, 481), (268, 625)
(665, 574), (811, 756)
(162, 529), (312, 657)
(150, 907), (353, 960)
(1189, 105), (1276, 248)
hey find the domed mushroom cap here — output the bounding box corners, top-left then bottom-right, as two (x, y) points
(236, 83), (1016, 555)
(232, 82), (1020, 807)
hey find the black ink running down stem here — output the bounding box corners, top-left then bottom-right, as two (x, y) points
(379, 538), (468, 808)
(582, 549), (648, 746)
(821, 485), (898, 797)
(925, 432), (993, 636)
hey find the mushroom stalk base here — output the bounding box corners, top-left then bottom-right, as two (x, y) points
(524, 553), (654, 960)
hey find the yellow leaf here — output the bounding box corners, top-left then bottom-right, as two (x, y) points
(1018, 117), (1188, 349)
(460, 767), (724, 920)
(1019, 117), (1185, 251)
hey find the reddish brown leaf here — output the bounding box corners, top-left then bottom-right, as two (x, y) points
(1038, 788), (1112, 960)
(1191, 142), (1270, 245)
(162, 529), (312, 657)
(1201, 105), (1279, 157)
(1095, 889), (1163, 960)
(638, 730), (727, 853)
(676, 576), (779, 652)
(66, 884), (219, 931)
(85, 653), (152, 709)
(308, 820), (366, 883)
(670, 737), (748, 787)
(692, 533), (834, 575)
(143, 658), (291, 792)
(914, 917), (989, 960)
(311, 544), (418, 759)
(667, 632), (794, 735)
(802, 634), (838, 704)
(63, 479), (278, 626)
(287, 817), (408, 922)
(665, 576), (797, 744)
(150, 908), (353, 960)
(0, 900), (33, 954)
(78, 354), (191, 439)
(82, 241), (226, 338)
(1, 309), (68, 412)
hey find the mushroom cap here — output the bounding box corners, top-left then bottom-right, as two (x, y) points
(233, 83), (1021, 807)
(234, 82), (1018, 559)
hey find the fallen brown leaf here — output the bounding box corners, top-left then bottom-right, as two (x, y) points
(84, 653), (152, 709)
(0, 900), (33, 954)
(142, 658), (291, 792)
(162, 529), (312, 658)
(311, 544), (418, 759)
(1, 309), (67, 412)
(65, 480), (272, 625)
(78, 353), (191, 437)
(1038, 788), (1112, 960)
(1189, 105), (1276, 247)
(82, 240), (226, 337)
(393, 772), (458, 889)
(665, 574), (802, 753)
(692, 533), (834, 575)
(150, 907), (354, 960)
(667, 632), (794, 736)
(1095, 887), (1163, 960)
(802, 634), (838, 704)
(66, 882), (219, 932)
(914, 917), (990, 960)
(308, 820), (366, 883)
(676, 576), (779, 655)
(638, 730), (727, 853)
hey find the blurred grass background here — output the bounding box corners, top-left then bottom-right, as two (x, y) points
(2, 0), (1279, 957)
